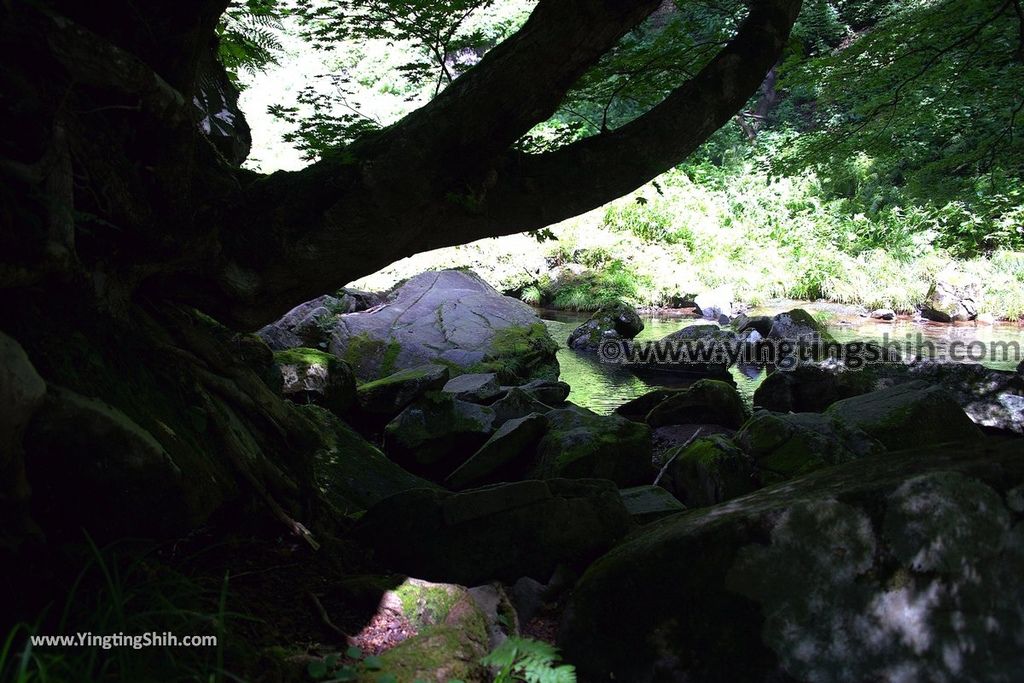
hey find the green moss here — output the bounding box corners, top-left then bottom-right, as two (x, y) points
(273, 347), (335, 367)
(393, 581), (460, 626)
(358, 365), (436, 393)
(379, 339), (401, 377)
(340, 332), (387, 375)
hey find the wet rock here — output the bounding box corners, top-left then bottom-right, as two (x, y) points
(356, 364), (449, 418)
(353, 479), (633, 584)
(645, 379), (747, 429)
(559, 439), (1024, 682)
(329, 270), (559, 382)
(272, 348), (356, 416)
(732, 313), (773, 337)
(869, 308), (896, 320)
(441, 373), (502, 403)
(628, 324), (737, 376)
(533, 409), (653, 486)
(514, 379), (570, 406)
(383, 392), (496, 478)
(567, 302), (643, 352)
(445, 413), (549, 491)
(619, 485), (686, 523)
(825, 380), (983, 450)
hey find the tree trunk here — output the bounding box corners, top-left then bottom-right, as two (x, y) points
(0, 0), (802, 557)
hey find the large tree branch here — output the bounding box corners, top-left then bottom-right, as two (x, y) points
(162, 0), (801, 330)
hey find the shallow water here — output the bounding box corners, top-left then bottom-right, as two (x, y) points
(540, 307), (1024, 415)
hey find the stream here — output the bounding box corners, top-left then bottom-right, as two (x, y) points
(540, 305), (1024, 415)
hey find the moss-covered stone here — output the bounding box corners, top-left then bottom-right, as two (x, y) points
(533, 409), (653, 487)
(445, 412), (549, 490)
(356, 364), (450, 418)
(272, 347), (356, 416)
(559, 439), (1024, 682)
(566, 301), (644, 352)
(825, 380), (983, 451)
(645, 379), (747, 429)
(665, 434), (759, 507)
(382, 391), (496, 478)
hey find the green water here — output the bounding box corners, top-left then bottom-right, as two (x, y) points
(541, 308), (1024, 415)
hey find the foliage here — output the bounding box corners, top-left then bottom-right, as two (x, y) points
(217, 0), (285, 85)
(0, 536), (242, 682)
(481, 637), (576, 683)
(306, 645), (389, 682)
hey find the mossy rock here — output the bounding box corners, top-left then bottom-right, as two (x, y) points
(825, 381), (983, 451)
(533, 409), (653, 487)
(272, 347), (356, 416)
(734, 410), (885, 483)
(665, 434), (759, 507)
(559, 438), (1024, 682)
(445, 413), (549, 491)
(566, 301), (644, 352)
(356, 364), (450, 418)
(382, 391), (496, 478)
(646, 379), (747, 429)
(619, 485), (687, 524)
(299, 405), (439, 515)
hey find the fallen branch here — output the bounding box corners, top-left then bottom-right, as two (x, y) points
(653, 428), (703, 487)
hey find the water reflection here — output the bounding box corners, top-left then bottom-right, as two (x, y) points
(541, 308), (1022, 415)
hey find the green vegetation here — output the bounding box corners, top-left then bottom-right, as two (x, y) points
(481, 637), (576, 683)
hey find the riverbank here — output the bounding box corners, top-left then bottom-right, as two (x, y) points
(349, 170), (1024, 322)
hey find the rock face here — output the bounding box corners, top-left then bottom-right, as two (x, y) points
(559, 439), (1024, 682)
(645, 379), (747, 429)
(894, 362), (1024, 435)
(567, 302), (644, 351)
(300, 405), (438, 514)
(533, 409), (653, 486)
(921, 278), (978, 322)
(445, 413), (549, 491)
(257, 289), (383, 351)
(328, 270), (559, 382)
(825, 380), (982, 450)
(272, 348), (356, 416)
(353, 479), (633, 585)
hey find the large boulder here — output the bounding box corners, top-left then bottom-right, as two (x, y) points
(257, 294), (343, 351)
(661, 434), (759, 508)
(645, 379), (747, 429)
(272, 348), (356, 416)
(920, 278), (978, 322)
(734, 411), (886, 481)
(627, 324), (737, 377)
(767, 309), (836, 353)
(753, 364), (875, 413)
(383, 392), (496, 478)
(825, 381), (983, 450)
(328, 270), (559, 382)
(299, 405), (438, 514)
(559, 438), (1024, 682)
(352, 479), (633, 584)
(445, 413), (549, 491)
(356, 364), (450, 418)
(894, 361), (1024, 435)
(567, 301), (644, 352)
(533, 409), (653, 487)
